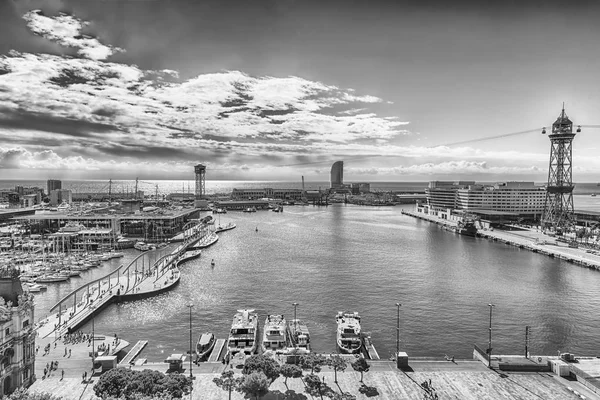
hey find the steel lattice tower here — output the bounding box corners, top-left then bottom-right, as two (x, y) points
(541, 107), (578, 233)
(194, 164), (206, 199)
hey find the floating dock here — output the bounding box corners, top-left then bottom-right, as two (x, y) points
(119, 340), (148, 366)
(207, 339), (226, 363)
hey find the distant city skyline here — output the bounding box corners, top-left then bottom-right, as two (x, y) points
(1, 0), (600, 182)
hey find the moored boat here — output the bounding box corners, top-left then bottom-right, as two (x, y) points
(336, 311), (362, 354)
(287, 319), (311, 354)
(227, 309), (259, 355)
(215, 223), (236, 233)
(196, 332), (216, 362)
(35, 274), (70, 283)
(134, 241), (150, 251)
(261, 314), (289, 354)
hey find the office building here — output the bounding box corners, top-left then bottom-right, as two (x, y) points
(50, 189), (72, 206)
(47, 179), (62, 196)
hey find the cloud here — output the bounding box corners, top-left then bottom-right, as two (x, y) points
(0, 9), (573, 181)
(23, 10), (123, 60)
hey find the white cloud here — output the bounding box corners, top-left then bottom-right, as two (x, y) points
(23, 10), (123, 60)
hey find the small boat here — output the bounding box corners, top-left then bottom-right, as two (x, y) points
(134, 241), (150, 251)
(227, 309), (259, 355)
(288, 319), (311, 353)
(196, 332), (216, 362)
(261, 315), (289, 354)
(336, 311), (362, 354)
(243, 207), (257, 213)
(215, 223), (236, 233)
(35, 274), (70, 283)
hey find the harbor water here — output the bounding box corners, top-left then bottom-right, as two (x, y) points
(31, 202), (600, 361)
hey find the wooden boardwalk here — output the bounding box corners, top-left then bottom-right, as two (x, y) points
(207, 339), (226, 363)
(119, 340), (148, 366)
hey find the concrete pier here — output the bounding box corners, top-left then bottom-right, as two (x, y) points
(402, 209), (600, 270)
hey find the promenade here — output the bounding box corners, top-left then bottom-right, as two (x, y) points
(28, 353), (599, 399)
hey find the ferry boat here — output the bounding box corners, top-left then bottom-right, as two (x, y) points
(196, 332), (216, 362)
(261, 314), (289, 354)
(336, 311), (362, 354)
(287, 319), (311, 353)
(227, 309), (259, 355)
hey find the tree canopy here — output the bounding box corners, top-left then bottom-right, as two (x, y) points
(280, 363), (303, 386)
(243, 354), (281, 382)
(239, 372), (271, 400)
(350, 357), (370, 383)
(93, 368), (191, 399)
(213, 370), (244, 400)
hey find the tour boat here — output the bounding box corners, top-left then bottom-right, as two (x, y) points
(287, 319), (311, 353)
(196, 332), (216, 362)
(227, 309), (259, 355)
(336, 311), (363, 354)
(261, 314), (289, 354)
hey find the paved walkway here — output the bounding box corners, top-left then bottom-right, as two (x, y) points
(28, 357), (599, 399)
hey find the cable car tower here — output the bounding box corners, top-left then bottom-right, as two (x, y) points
(194, 164), (206, 199)
(541, 106), (581, 233)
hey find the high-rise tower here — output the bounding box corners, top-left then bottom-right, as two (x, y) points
(194, 164), (206, 199)
(330, 161), (343, 189)
(541, 106), (580, 233)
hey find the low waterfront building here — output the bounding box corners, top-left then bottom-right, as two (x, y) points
(0, 269), (36, 396)
(12, 208), (200, 241)
(214, 200), (270, 210)
(231, 188), (304, 201)
(71, 191), (144, 202)
(351, 183), (371, 194)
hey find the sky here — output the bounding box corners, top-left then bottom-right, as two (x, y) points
(1, 0), (600, 182)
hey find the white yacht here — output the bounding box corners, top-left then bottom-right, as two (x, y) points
(336, 311), (362, 354)
(261, 314), (289, 354)
(227, 309), (258, 355)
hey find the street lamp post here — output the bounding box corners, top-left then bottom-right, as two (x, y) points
(187, 303), (193, 379)
(292, 302), (298, 334)
(488, 303), (495, 368)
(395, 303), (401, 359)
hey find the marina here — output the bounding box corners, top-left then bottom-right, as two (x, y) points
(23, 204), (600, 364)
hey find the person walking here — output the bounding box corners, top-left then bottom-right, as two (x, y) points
(68, 349), (71, 357)
(61, 369), (64, 380)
